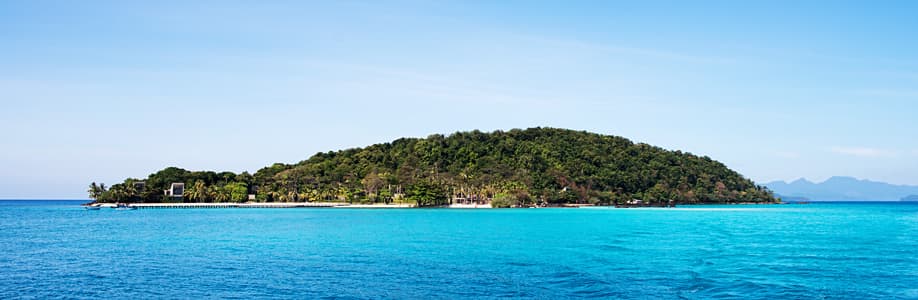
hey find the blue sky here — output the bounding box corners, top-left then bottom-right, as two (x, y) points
(2, 1), (918, 199)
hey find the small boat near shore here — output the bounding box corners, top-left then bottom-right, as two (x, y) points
(114, 203), (136, 210)
(84, 206), (101, 210)
(614, 199), (676, 208)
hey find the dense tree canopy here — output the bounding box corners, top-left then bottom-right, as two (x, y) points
(90, 127), (777, 205)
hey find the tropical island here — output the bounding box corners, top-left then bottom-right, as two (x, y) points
(87, 127), (778, 207)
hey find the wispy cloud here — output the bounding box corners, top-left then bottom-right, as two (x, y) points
(829, 146), (897, 158)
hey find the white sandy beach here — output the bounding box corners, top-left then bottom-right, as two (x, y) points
(448, 203), (493, 209)
(93, 202), (500, 209)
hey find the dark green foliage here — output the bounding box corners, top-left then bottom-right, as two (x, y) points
(406, 180), (448, 207)
(91, 127), (777, 204)
(490, 193), (516, 208)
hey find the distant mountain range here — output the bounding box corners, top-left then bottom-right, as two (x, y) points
(765, 176), (918, 201)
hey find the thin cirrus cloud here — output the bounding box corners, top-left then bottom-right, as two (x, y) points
(829, 146), (897, 158)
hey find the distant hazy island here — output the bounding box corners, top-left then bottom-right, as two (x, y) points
(775, 195), (810, 203)
(902, 195), (918, 202)
(88, 128), (778, 207)
(766, 177), (918, 201)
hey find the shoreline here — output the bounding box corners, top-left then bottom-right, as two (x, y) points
(94, 202), (423, 209)
(103, 202), (347, 209)
(86, 201), (781, 209)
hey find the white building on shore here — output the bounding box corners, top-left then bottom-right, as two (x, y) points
(164, 183), (184, 199)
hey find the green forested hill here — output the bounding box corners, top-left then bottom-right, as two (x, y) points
(90, 128), (777, 205)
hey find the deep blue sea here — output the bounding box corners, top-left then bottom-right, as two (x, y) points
(1, 200), (917, 299)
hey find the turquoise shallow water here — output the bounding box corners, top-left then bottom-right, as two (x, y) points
(1, 201), (917, 299)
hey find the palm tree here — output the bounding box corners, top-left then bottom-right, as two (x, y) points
(265, 190), (281, 202)
(304, 188), (319, 202)
(275, 190), (290, 202)
(87, 182), (101, 201)
(183, 183), (197, 202)
(99, 183), (110, 202)
(121, 182), (138, 203)
(185, 181), (208, 202)
(336, 186), (350, 203)
(108, 184), (129, 202)
(212, 186), (230, 202)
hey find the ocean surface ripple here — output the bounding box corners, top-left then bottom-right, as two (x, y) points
(1, 201), (917, 299)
